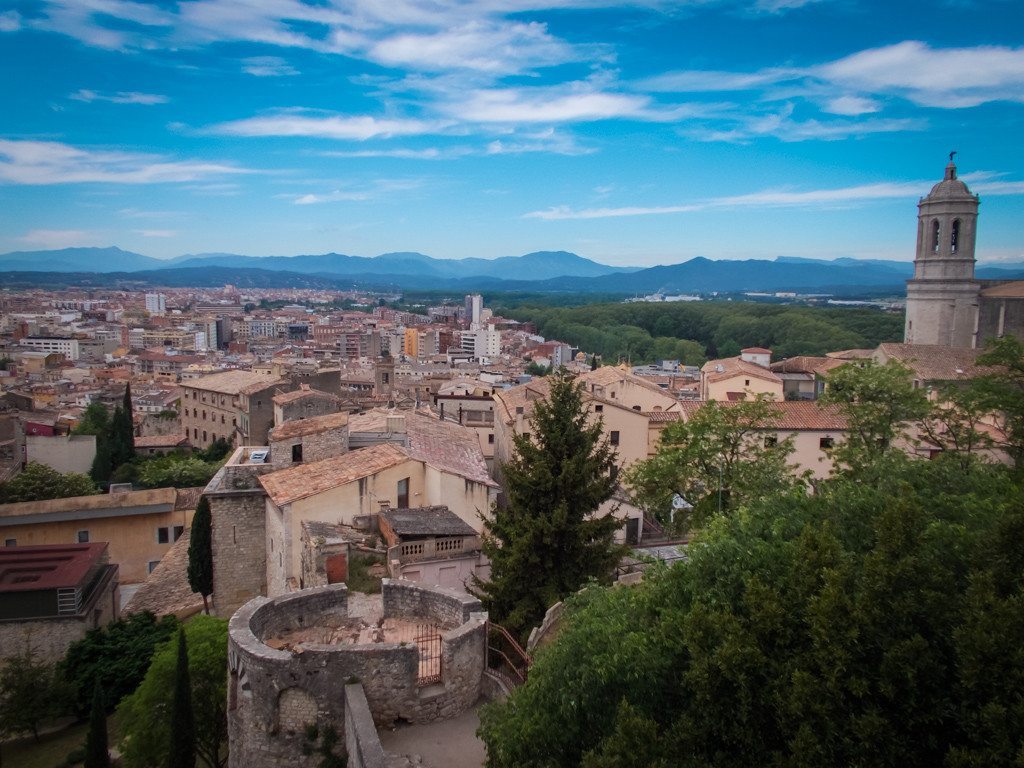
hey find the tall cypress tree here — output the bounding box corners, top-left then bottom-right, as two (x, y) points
(168, 629), (195, 768)
(84, 682), (110, 768)
(474, 369), (623, 641)
(109, 383), (136, 470)
(187, 497), (214, 614)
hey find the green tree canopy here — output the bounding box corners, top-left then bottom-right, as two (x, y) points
(973, 335), (1024, 472)
(474, 370), (623, 641)
(61, 611), (179, 716)
(187, 497), (213, 614)
(0, 643), (71, 741)
(480, 457), (1024, 768)
(136, 456), (222, 489)
(0, 461), (97, 503)
(118, 617), (226, 768)
(84, 683), (111, 768)
(624, 397), (802, 532)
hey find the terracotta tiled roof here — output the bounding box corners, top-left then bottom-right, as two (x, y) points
(270, 411), (349, 441)
(979, 281), (1024, 299)
(185, 370), (286, 396)
(644, 411), (682, 423)
(675, 400), (847, 430)
(272, 387), (340, 406)
(121, 529), (205, 620)
(741, 347), (772, 354)
(875, 343), (992, 382)
(701, 357), (782, 385)
(174, 487), (205, 511)
(770, 356), (847, 376)
(826, 349), (875, 360)
(349, 408), (496, 488)
(134, 434), (189, 448)
(260, 442), (410, 506)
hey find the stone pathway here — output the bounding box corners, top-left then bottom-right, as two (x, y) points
(378, 702), (486, 768)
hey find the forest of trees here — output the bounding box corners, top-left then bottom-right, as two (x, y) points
(479, 341), (1024, 768)
(497, 300), (904, 365)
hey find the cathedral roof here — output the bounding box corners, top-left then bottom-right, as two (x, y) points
(924, 160), (976, 202)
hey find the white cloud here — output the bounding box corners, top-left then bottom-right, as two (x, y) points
(70, 89), (170, 105)
(819, 41), (1024, 107)
(241, 56), (299, 77)
(368, 20), (579, 74)
(320, 147), (469, 159)
(453, 86), (656, 123)
(0, 139), (249, 185)
(0, 10), (21, 32)
(523, 178), (961, 220)
(209, 112), (444, 140)
(133, 229), (177, 237)
(19, 229), (102, 249)
(822, 95), (880, 116)
(287, 177), (425, 204)
(690, 103), (923, 142)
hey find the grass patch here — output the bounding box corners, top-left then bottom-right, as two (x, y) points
(1, 714), (120, 768)
(347, 552), (385, 594)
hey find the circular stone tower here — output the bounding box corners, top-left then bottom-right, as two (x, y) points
(904, 157), (981, 348)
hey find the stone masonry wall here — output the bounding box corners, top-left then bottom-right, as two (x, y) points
(269, 424), (348, 470)
(227, 582), (488, 768)
(210, 489), (269, 618)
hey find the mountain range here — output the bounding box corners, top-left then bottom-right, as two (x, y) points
(2, 246), (1023, 295)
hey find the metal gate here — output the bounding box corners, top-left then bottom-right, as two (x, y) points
(413, 624), (442, 686)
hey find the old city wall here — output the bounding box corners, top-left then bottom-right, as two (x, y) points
(227, 581), (488, 768)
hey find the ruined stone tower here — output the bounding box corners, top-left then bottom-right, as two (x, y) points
(904, 156), (981, 347)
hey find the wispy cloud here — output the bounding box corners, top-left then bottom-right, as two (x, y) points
(320, 147), (470, 160)
(241, 56), (299, 77)
(286, 178), (426, 205)
(70, 89), (169, 105)
(687, 103), (923, 142)
(19, 229), (102, 249)
(486, 127), (595, 155)
(523, 179), (969, 219)
(208, 111), (445, 140)
(449, 85), (669, 123)
(133, 229), (177, 238)
(0, 139), (250, 185)
(0, 10), (21, 32)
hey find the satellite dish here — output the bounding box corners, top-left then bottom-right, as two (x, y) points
(671, 494), (693, 511)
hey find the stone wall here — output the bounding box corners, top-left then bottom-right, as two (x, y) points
(344, 684), (387, 768)
(268, 424), (348, 470)
(227, 581), (488, 768)
(209, 486), (270, 618)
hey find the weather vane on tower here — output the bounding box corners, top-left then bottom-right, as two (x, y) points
(949, 150), (957, 163)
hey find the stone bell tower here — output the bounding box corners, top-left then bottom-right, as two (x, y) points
(904, 155), (981, 347)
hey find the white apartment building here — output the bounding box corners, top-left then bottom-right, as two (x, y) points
(19, 336), (80, 360)
(145, 293), (167, 316)
(460, 324), (501, 363)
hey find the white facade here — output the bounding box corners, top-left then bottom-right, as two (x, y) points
(145, 293), (167, 316)
(461, 324), (501, 363)
(19, 337), (80, 360)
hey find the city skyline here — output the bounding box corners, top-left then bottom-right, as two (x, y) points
(1, 0), (1023, 267)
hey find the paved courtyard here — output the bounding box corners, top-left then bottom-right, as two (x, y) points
(379, 702), (487, 768)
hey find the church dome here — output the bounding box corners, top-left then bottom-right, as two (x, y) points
(925, 160), (976, 201)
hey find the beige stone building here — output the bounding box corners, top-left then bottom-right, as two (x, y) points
(180, 369), (288, 449)
(0, 487), (200, 584)
(904, 157), (1024, 348)
(700, 352), (784, 401)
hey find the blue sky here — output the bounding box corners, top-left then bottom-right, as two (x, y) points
(0, 0), (1022, 267)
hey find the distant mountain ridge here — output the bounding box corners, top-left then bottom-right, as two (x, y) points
(0, 247), (635, 281)
(2, 246), (1023, 295)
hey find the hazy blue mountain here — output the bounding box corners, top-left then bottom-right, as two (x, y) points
(0, 246), (166, 272)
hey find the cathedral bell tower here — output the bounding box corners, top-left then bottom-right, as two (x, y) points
(904, 155), (981, 347)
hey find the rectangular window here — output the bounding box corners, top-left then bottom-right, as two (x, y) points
(523, 432), (531, 441)
(173, 525), (184, 542)
(148, 561), (160, 574)
(764, 435), (778, 447)
(820, 437), (834, 449)
(397, 477), (410, 508)
(488, 434), (494, 444)
(157, 527), (170, 544)
(610, 430), (620, 446)
(594, 404), (603, 413)
(77, 530), (89, 543)
(4, 538), (15, 547)
(292, 443), (303, 463)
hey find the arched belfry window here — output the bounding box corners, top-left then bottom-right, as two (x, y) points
(931, 220), (940, 253)
(951, 219), (960, 253)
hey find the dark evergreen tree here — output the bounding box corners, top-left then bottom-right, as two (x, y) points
(84, 682), (110, 768)
(474, 369), (622, 641)
(187, 496), (214, 614)
(109, 383), (136, 470)
(168, 629), (196, 768)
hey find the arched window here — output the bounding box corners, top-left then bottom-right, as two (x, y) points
(931, 220), (940, 253)
(951, 219), (960, 253)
